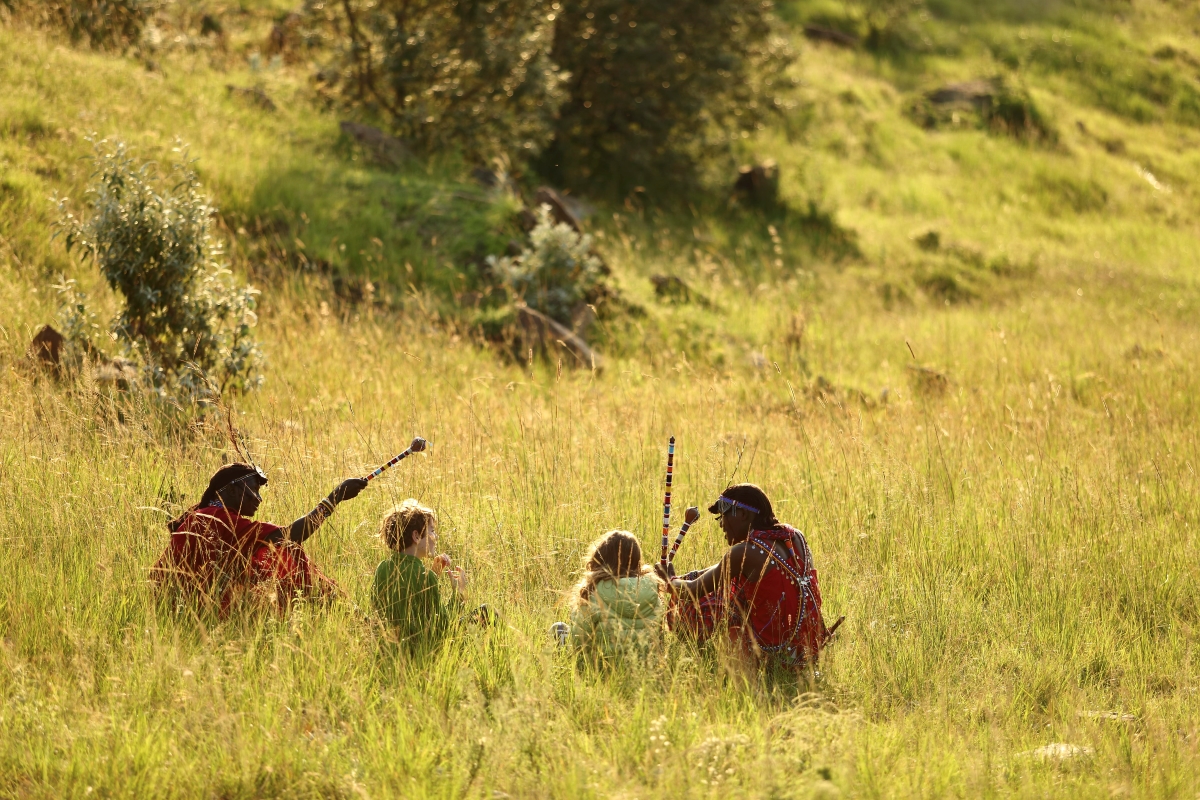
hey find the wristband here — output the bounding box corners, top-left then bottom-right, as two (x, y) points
(311, 497), (336, 522)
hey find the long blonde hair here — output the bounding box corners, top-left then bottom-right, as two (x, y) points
(570, 530), (655, 609)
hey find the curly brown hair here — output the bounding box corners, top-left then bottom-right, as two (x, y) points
(379, 499), (436, 551)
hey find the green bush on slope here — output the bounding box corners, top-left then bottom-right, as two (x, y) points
(487, 204), (606, 325)
(56, 139), (263, 400)
(312, 0), (793, 199)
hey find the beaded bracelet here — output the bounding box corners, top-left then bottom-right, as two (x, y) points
(310, 497), (336, 522)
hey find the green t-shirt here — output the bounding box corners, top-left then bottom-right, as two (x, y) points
(372, 552), (463, 649)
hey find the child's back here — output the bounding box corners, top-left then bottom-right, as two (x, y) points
(570, 574), (662, 661)
(564, 530), (663, 662)
(373, 551), (460, 647)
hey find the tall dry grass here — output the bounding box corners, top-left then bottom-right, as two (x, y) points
(1, 272), (1197, 797)
(3, 2), (1200, 795)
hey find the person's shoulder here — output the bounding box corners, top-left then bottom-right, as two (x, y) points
(244, 516), (282, 537)
(628, 576), (661, 606)
(593, 577), (622, 601)
(615, 574), (658, 594)
(216, 509), (280, 538)
(374, 552), (413, 581)
(183, 506), (245, 538)
(730, 539), (768, 572)
(729, 540), (754, 556)
(181, 505), (223, 528)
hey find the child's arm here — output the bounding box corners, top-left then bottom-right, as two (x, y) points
(422, 564), (469, 639)
(568, 599), (600, 648)
(431, 555), (469, 607)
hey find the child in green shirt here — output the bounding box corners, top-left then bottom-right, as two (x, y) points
(371, 499), (468, 650)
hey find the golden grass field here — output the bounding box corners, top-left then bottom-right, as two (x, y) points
(2, 1), (1200, 796)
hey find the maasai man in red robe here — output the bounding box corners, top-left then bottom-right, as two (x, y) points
(660, 483), (829, 665)
(151, 463), (367, 615)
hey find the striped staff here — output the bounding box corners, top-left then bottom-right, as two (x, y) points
(667, 506), (700, 564)
(365, 436), (428, 481)
(659, 436), (675, 568)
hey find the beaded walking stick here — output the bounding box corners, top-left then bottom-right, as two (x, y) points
(667, 506), (700, 565)
(659, 436), (675, 568)
(365, 436), (429, 481)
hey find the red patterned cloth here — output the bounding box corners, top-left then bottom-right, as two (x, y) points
(151, 506), (335, 615)
(667, 525), (826, 663)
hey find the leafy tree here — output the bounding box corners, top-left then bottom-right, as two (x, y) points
(310, 0), (564, 160)
(56, 140), (263, 400)
(539, 0), (793, 197)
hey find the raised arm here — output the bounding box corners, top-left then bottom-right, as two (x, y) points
(285, 477), (369, 543)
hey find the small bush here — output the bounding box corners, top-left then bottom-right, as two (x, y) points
(919, 271), (974, 304)
(793, 200), (861, 260)
(2, 0), (150, 50)
(471, 304), (519, 341)
(56, 139), (263, 401)
(862, 0), (924, 56)
(913, 229), (940, 251)
(51, 277), (102, 367)
(486, 205), (605, 325)
(987, 83), (1056, 141)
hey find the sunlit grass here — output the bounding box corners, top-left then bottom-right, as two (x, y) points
(2, 1), (1200, 796)
(2, 264), (1198, 796)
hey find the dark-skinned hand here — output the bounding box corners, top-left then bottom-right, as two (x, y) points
(653, 562), (676, 584)
(329, 477), (369, 504)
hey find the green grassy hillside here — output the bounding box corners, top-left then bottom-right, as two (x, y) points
(1, 1), (1199, 797)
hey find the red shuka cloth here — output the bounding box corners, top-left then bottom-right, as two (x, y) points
(667, 524), (827, 662)
(151, 506), (334, 614)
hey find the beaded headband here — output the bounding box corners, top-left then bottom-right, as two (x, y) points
(218, 469), (267, 496)
(713, 495), (760, 516)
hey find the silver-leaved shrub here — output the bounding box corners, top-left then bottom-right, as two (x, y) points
(56, 139), (263, 401)
(487, 204), (603, 325)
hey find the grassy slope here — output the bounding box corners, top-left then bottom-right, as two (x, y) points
(2, 1), (1200, 797)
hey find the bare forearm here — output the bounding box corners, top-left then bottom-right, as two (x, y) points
(673, 563), (722, 600)
(284, 477), (369, 544)
(670, 544), (753, 600)
(286, 496), (337, 543)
